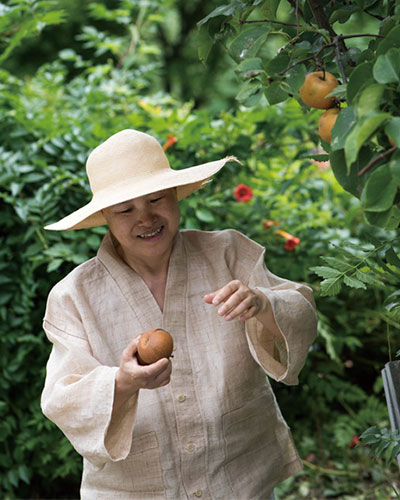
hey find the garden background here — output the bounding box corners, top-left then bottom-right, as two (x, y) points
(1, 0), (400, 498)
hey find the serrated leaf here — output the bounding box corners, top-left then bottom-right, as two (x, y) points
(355, 270), (383, 287)
(310, 266), (342, 279)
(385, 248), (400, 268)
(320, 277), (343, 296)
(320, 256), (354, 272)
(343, 274), (367, 289)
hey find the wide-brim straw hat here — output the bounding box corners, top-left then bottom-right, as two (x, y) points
(45, 129), (237, 231)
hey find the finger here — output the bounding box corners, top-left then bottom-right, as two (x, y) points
(238, 305), (257, 321)
(223, 296), (255, 321)
(146, 357), (171, 377)
(211, 280), (241, 306)
(217, 286), (250, 316)
(203, 292), (216, 304)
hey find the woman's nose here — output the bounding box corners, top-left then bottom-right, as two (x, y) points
(136, 207), (156, 225)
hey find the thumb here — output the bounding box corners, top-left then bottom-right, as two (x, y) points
(124, 335), (141, 359)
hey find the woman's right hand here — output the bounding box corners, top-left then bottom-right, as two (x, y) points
(113, 335), (172, 412)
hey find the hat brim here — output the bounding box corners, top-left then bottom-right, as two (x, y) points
(45, 156), (237, 230)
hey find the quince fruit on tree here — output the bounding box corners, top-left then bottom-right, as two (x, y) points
(299, 71), (339, 109)
(318, 107), (340, 144)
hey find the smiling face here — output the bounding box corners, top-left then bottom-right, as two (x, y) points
(101, 188), (181, 271)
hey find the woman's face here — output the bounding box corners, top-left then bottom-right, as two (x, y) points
(102, 188), (181, 265)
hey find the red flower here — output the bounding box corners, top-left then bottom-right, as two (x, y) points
(162, 133), (178, 151)
(284, 237), (301, 251)
(233, 184), (253, 202)
(349, 435), (360, 449)
(275, 229), (301, 251)
(263, 220), (279, 229)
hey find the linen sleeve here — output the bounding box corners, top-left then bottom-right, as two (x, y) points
(41, 299), (138, 468)
(245, 252), (318, 385)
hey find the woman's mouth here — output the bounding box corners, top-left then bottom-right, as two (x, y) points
(137, 226), (164, 239)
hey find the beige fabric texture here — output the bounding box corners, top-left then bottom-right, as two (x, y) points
(41, 229), (318, 500)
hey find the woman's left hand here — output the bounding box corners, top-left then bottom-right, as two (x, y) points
(204, 280), (267, 322)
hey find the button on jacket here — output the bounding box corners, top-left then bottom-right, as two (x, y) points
(41, 229), (318, 499)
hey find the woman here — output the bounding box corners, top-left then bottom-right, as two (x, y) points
(41, 129), (318, 499)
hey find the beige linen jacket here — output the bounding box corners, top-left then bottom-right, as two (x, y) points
(41, 229), (317, 500)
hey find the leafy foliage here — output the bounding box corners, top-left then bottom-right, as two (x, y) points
(198, 0), (400, 230)
(361, 425), (400, 462)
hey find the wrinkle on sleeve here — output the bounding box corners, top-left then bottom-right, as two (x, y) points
(245, 252), (318, 385)
(41, 318), (138, 468)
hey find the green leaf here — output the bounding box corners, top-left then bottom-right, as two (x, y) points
(197, 25), (213, 64)
(356, 84), (384, 117)
(343, 275), (367, 289)
(310, 266), (342, 279)
(236, 80), (263, 106)
(235, 57), (263, 75)
(373, 48), (400, 84)
(285, 64), (307, 94)
(197, 4), (237, 26)
(229, 25), (269, 62)
(346, 62), (373, 105)
(319, 277), (343, 296)
(330, 147), (370, 198)
(361, 165), (398, 212)
(47, 258), (63, 272)
(258, 0), (280, 18)
(385, 248), (400, 268)
(329, 5), (358, 24)
(195, 208), (215, 223)
(364, 205), (400, 229)
(355, 270), (383, 287)
(376, 25), (400, 55)
(265, 53), (290, 75)
(385, 117), (400, 147)
(345, 112), (390, 167)
(263, 81), (288, 105)
(320, 256), (354, 272)
(330, 107), (357, 152)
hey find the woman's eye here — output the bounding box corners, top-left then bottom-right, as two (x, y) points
(150, 197), (162, 203)
(119, 208), (131, 214)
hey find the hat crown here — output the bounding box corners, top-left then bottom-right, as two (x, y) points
(86, 129), (170, 195)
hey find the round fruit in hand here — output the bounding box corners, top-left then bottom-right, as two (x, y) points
(318, 107), (340, 143)
(137, 328), (174, 365)
(299, 71), (339, 109)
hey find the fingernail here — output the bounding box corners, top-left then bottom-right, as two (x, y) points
(213, 297), (220, 305)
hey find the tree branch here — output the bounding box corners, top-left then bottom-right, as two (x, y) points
(358, 146), (397, 177)
(238, 19), (303, 28)
(306, 0), (337, 38)
(334, 35), (348, 83)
